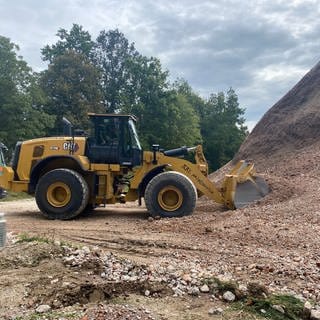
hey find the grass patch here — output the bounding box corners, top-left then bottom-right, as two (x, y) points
(249, 295), (303, 320)
(239, 294), (304, 320)
(16, 232), (82, 250)
(16, 232), (51, 244)
(0, 191), (32, 202)
(204, 277), (304, 320)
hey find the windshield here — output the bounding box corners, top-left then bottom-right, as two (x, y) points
(128, 119), (142, 150)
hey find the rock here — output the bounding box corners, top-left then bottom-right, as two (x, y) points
(145, 290), (150, 297)
(147, 217), (154, 222)
(62, 282), (71, 288)
(239, 284), (248, 294)
(182, 273), (192, 282)
(82, 246), (90, 254)
(223, 291), (236, 302)
(50, 278), (59, 284)
(200, 284), (210, 293)
(311, 309), (320, 320)
(260, 309), (267, 314)
(188, 286), (200, 296)
(304, 301), (312, 312)
(272, 304), (285, 314)
(173, 287), (184, 296)
(303, 290), (310, 298)
(36, 304), (51, 313)
(247, 282), (269, 297)
(208, 307), (223, 315)
(167, 265), (176, 272)
(302, 301), (312, 319)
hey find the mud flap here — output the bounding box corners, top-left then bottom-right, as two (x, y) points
(234, 176), (269, 208)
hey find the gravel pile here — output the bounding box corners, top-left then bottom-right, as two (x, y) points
(83, 303), (155, 320)
(63, 245), (223, 297)
(62, 243), (320, 311)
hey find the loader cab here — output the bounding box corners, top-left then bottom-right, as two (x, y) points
(86, 114), (142, 166)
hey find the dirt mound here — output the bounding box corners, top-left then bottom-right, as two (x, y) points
(235, 61), (320, 168)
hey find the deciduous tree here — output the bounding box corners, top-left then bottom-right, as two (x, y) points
(40, 51), (104, 133)
(0, 36), (54, 155)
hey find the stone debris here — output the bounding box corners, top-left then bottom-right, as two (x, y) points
(222, 291), (236, 302)
(35, 304), (51, 313)
(84, 303), (155, 320)
(200, 284), (210, 293)
(63, 247), (222, 297)
(208, 307), (223, 315)
(311, 309), (320, 320)
(272, 304), (285, 314)
(60, 243), (320, 320)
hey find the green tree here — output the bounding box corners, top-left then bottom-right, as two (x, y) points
(162, 92), (201, 149)
(123, 57), (201, 149)
(0, 36), (54, 155)
(93, 29), (139, 112)
(41, 24), (104, 132)
(93, 32), (198, 149)
(42, 24), (94, 62)
(40, 51), (104, 133)
(201, 88), (248, 170)
(172, 78), (206, 119)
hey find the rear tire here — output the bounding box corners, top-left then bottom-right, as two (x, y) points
(35, 169), (89, 220)
(144, 171), (197, 218)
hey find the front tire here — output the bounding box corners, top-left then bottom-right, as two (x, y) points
(144, 171), (197, 218)
(35, 169), (89, 220)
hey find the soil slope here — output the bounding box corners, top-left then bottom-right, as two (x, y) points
(235, 61), (320, 168)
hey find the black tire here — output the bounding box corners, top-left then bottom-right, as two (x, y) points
(144, 171), (197, 218)
(35, 169), (89, 220)
(79, 203), (96, 217)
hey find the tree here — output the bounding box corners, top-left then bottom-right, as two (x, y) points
(93, 29), (139, 112)
(122, 56), (201, 149)
(40, 51), (104, 133)
(41, 24), (104, 132)
(161, 91), (202, 149)
(40, 26), (245, 159)
(201, 88), (248, 170)
(42, 24), (94, 63)
(172, 78), (206, 119)
(0, 36), (54, 155)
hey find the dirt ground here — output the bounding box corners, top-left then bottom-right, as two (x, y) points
(1, 141), (320, 319)
(0, 200), (268, 320)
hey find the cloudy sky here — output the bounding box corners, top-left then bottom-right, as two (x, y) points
(1, 0), (319, 130)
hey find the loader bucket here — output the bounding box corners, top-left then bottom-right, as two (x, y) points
(222, 161), (269, 209)
(234, 176), (269, 208)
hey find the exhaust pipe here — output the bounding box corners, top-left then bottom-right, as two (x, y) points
(164, 146), (197, 157)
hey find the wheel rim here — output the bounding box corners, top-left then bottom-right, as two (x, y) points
(158, 186), (183, 212)
(47, 182), (71, 207)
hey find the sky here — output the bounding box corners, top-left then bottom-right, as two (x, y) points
(0, 0), (319, 131)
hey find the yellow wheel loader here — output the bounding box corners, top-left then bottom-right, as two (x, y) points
(0, 114), (268, 220)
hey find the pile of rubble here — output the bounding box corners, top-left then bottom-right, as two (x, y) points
(61, 245), (320, 319)
(63, 244), (225, 297)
